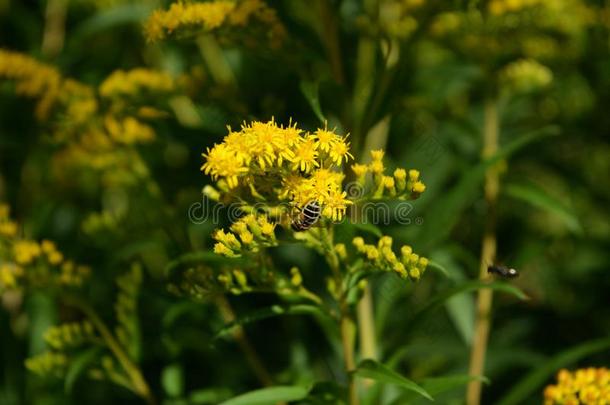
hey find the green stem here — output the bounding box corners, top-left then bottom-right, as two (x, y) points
(467, 96), (500, 405)
(321, 226), (359, 405)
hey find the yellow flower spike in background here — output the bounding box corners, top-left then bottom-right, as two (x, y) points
(144, 0), (286, 49)
(0, 49), (62, 120)
(544, 367), (610, 404)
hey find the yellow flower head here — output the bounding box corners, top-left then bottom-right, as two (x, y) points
(144, 0), (286, 48)
(544, 368), (610, 405)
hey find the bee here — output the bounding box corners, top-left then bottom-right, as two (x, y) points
(291, 201), (321, 231)
(487, 264), (519, 279)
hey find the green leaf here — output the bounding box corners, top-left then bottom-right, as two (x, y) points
(189, 388), (233, 405)
(300, 80), (327, 123)
(504, 181), (582, 234)
(162, 363), (184, 398)
(215, 304), (332, 339)
(352, 359), (433, 401)
(219, 385), (309, 405)
(427, 260), (450, 278)
(65, 347), (102, 394)
(418, 125), (560, 248)
(72, 4), (155, 39)
(422, 374), (489, 397)
(351, 222), (384, 238)
(497, 337), (610, 405)
(390, 374), (489, 404)
(409, 281), (528, 329)
(190, 388), (233, 404)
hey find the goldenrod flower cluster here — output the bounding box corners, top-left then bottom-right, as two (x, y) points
(352, 235), (428, 281)
(544, 368), (610, 405)
(429, 2), (593, 65)
(488, 0), (558, 16)
(213, 214), (277, 257)
(500, 58), (553, 93)
(0, 204), (91, 291)
(44, 321), (97, 350)
(144, 0), (286, 49)
(0, 49), (62, 119)
(99, 69), (175, 99)
(352, 149), (426, 200)
(202, 120), (353, 222)
(0, 50), (177, 189)
(0, 204), (18, 237)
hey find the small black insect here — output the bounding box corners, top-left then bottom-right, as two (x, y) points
(291, 201), (321, 231)
(488, 264), (519, 279)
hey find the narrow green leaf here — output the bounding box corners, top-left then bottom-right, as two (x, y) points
(215, 305), (331, 339)
(422, 374), (489, 396)
(300, 80), (327, 123)
(409, 281), (528, 329)
(352, 359), (433, 401)
(72, 4), (154, 39)
(504, 182), (582, 234)
(219, 385), (309, 405)
(162, 363), (184, 398)
(419, 125), (560, 248)
(427, 260), (450, 277)
(390, 374), (489, 404)
(351, 222), (384, 238)
(65, 347), (102, 394)
(190, 388), (233, 404)
(497, 337), (610, 405)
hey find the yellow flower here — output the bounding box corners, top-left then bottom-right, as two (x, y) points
(544, 368), (610, 405)
(370, 149), (385, 161)
(0, 49), (62, 120)
(290, 267), (303, 287)
(292, 137), (319, 173)
(201, 144), (249, 188)
(321, 188), (351, 221)
(13, 240), (41, 265)
(369, 160), (385, 175)
(144, 0), (286, 48)
(0, 221), (17, 237)
(214, 242), (235, 257)
(313, 128), (337, 152)
(99, 69), (174, 98)
(352, 163), (368, 177)
(412, 181), (426, 194)
(329, 136), (354, 165)
(352, 237), (365, 251)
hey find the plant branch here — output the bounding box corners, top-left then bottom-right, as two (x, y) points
(64, 296), (156, 405)
(467, 96), (500, 405)
(215, 295), (274, 387)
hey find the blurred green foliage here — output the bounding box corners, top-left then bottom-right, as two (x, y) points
(1, 0), (610, 404)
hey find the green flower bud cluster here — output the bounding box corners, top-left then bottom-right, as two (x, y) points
(352, 235), (428, 281)
(25, 351), (69, 378)
(44, 321), (96, 350)
(500, 58), (553, 94)
(115, 264), (142, 358)
(213, 214), (277, 257)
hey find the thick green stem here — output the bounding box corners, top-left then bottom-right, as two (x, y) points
(322, 227), (359, 405)
(467, 97), (500, 405)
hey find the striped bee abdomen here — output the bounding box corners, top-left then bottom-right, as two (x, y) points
(291, 201), (321, 231)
